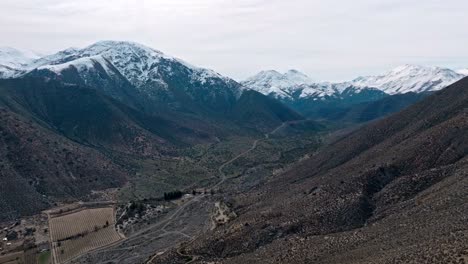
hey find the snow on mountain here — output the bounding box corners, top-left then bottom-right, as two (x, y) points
(0, 41), (232, 94)
(0, 47), (42, 78)
(1, 43), (464, 99)
(241, 70), (380, 100)
(0, 47), (42, 68)
(244, 64), (464, 102)
(29, 41), (229, 89)
(37, 55), (114, 76)
(457, 68), (468, 76)
(351, 64), (464, 94)
(241, 69), (317, 98)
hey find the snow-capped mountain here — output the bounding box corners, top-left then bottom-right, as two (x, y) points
(351, 64), (464, 94)
(242, 70), (387, 119)
(241, 70), (316, 98)
(0, 47), (42, 68)
(0, 41), (236, 90)
(28, 41), (236, 92)
(244, 64), (465, 101)
(457, 68), (468, 76)
(0, 41), (246, 114)
(241, 70), (382, 100)
(0, 41), (301, 132)
(0, 47), (42, 78)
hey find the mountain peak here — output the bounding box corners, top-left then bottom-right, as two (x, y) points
(19, 40), (233, 89)
(85, 40), (166, 57)
(352, 64), (464, 94)
(255, 70), (282, 77)
(242, 69), (315, 98)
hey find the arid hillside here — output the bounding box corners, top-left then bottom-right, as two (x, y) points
(151, 77), (468, 263)
(0, 107), (128, 220)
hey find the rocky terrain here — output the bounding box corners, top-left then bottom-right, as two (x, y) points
(0, 41), (466, 264)
(0, 106), (127, 220)
(149, 77), (468, 263)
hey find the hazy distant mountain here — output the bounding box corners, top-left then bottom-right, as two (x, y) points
(457, 68), (468, 76)
(241, 69), (381, 100)
(241, 69), (315, 99)
(241, 70), (388, 120)
(0, 47), (42, 78)
(351, 64), (464, 94)
(242, 65), (463, 121)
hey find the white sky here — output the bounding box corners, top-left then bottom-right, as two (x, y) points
(1, 0), (467, 81)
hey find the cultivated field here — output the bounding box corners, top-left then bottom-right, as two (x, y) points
(0, 252), (24, 264)
(48, 207), (122, 264)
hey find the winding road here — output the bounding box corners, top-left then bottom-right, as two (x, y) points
(64, 121), (290, 264)
(148, 121), (290, 263)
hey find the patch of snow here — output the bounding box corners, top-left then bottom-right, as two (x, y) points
(37, 55), (110, 75)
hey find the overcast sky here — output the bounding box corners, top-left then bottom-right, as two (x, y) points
(1, 0), (467, 81)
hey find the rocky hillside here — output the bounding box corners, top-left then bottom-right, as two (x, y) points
(0, 78), (214, 156)
(0, 106), (128, 220)
(152, 77), (468, 264)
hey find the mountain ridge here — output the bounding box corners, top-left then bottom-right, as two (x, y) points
(351, 64), (464, 94)
(243, 64), (465, 98)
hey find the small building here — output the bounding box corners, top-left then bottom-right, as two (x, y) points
(2, 237), (7, 241)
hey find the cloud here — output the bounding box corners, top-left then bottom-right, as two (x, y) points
(0, 0), (467, 81)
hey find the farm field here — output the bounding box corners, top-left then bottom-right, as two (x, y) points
(0, 252), (24, 264)
(48, 207), (122, 264)
(49, 208), (114, 241)
(53, 227), (121, 264)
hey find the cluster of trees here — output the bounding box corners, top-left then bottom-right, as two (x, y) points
(126, 201), (146, 218)
(164, 190), (183, 201)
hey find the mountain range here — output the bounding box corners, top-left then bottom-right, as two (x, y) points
(241, 65), (466, 120)
(0, 41), (465, 219)
(0, 41), (466, 263)
(2, 44), (465, 124)
(243, 64), (466, 98)
(0, 41), (303, 219)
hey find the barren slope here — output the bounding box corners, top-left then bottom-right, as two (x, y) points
(150, 77), (468, 264)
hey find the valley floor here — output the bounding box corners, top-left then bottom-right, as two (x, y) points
(69, 121), (319, 264)
(0, 121), (323, 264)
